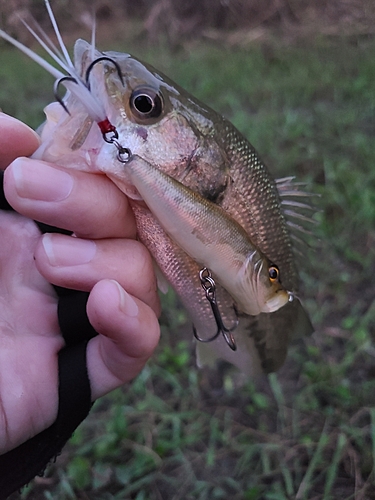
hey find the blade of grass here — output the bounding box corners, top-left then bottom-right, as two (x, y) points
(371, 408), (375, 476)
(206, 417), (219, 467)
(295, 421), (330, 499)
(268, 373), (286, 433)
(323, 433), (347, 499)
(279, 453), (295, 497)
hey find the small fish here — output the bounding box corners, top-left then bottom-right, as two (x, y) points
(123, 154), (290, 316)
(0, 2), (315, 375)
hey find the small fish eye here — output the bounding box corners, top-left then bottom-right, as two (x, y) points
(130, 88), (163, 120)
(268, 265), (280, 282)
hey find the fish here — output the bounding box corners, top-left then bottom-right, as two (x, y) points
(0, 2), (314, 375)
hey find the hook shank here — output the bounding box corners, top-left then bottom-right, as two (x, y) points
(194, 267), (238, 351)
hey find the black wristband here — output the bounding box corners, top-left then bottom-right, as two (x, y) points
(0, 171), (12, 211)
(56, 290), (98, 345)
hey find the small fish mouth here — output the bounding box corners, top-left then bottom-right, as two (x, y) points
(263, 289), (290, 313)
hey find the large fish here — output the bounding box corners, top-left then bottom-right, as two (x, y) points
(0, 4), (314, 375)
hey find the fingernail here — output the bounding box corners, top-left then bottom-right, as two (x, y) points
(11, 157), (73, 201)
(43, 233), (97, 266)
(111, 280), (139, 317)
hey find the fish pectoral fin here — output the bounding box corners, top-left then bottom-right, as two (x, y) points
(284, 297), (314, 339)
(248, 298), (314, 373)
(153, 261), (170, 294)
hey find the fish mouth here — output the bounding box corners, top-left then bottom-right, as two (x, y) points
(264, 289), (290, 313)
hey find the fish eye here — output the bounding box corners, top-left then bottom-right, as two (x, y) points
(268, 265), (280, 282)
(130, 88), (163, 120)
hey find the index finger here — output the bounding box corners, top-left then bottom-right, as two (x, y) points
(4, 157), (137, 239)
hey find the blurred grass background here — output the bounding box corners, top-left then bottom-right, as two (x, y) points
(1, 0), (375, 499)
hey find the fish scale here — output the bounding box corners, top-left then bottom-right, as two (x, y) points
(221, 124), (298, 291)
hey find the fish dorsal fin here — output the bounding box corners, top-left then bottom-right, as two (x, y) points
(276, 176), (321, 256)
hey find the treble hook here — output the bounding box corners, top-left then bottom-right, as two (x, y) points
(193, 267), (238, 351)
(85, 56), (124, 89)
(53, 56), (123, 115)
(53, 75), (78, 115)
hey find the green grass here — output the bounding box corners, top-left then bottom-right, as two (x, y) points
(2, 29), (375, 500)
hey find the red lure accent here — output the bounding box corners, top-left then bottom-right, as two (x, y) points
(97, 118), (117, 135)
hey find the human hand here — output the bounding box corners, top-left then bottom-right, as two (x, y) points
(0, 113), (160, 454)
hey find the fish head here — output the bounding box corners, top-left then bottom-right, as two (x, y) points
(36, 39), (229, 202)
(244, 257), (290, 315)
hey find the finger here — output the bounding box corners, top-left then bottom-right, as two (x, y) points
(34, 233), (161, 315)
(4, 157), (136, 239)
(86, 280), (160, 400)
(0, 114), (40, 170)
